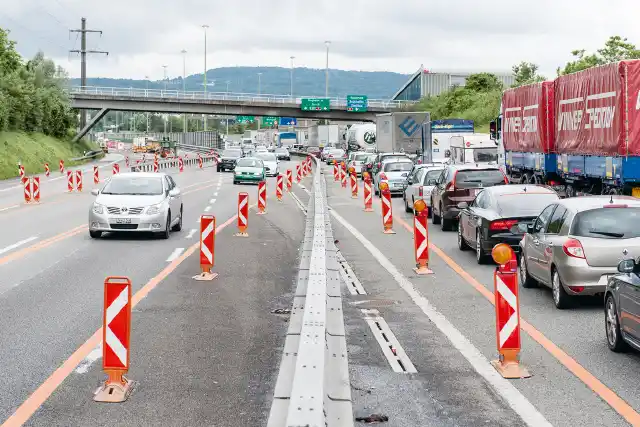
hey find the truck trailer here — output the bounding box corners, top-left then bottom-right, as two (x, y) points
(376, 112), (429, 155)
(491, 60), (640, 196)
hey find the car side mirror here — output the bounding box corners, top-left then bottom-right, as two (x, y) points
(618, 259), (636, 274)
(457, 202), (468, 209)
(527, 224), (534, 234)
(91, 189), (99, 196)
(169, 188), (180, 197)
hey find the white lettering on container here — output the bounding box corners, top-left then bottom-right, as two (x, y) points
(504, 116), (521, 133)
(522, 115), (537, 133)
(585, 106), (615, 129)
(558, 110), (583, 131)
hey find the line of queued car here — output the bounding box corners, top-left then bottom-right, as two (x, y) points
(339, 148), (640, 354)
(216, 145), (290, 185)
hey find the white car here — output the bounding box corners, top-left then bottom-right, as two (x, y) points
(255, 146), (268, 153)
(255, 152), (279, 177)
(347, 152), (369, 176)
(374, 159), (414, 195)
(404, 165), (446, 214)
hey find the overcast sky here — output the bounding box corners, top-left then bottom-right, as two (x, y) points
(1, 0), (639, 83)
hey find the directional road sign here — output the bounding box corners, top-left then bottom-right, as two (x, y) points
(346, 95), (368, 112)
(236, 116), (255, 124)
(300, 98), (330, 111)
(279, 117), (297, 126)
(262, 116), (278, 127)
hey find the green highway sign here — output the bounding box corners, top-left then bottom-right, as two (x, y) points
(236, 115), (255, 124)
(262, 116), (278, 126)
(300, 98), (330, 111)
(346, 95), (368, 112)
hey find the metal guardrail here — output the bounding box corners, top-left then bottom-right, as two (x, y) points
(68, 86), (416, 109)
(176, 143), (220, 154)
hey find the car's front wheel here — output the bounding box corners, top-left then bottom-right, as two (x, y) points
(161, 213), (171, 239)
(172, 206), (183, 231)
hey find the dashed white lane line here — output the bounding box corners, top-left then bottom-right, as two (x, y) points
(0, 236), (39, 256)
(185, 229), (197, 239)
(329, 209), (552, 427)
(166, 248), (185, 262)
(213, 192), (218, 197)
(0, 205), (19, 213)
(204, 206), (211, 212)
(209, 198), (217, 204)
(75, 343), (102, 374)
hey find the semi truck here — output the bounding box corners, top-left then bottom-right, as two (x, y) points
(278, 131), (297, 148)
(346, 123), (376, 151)
(491, 60), (640, 197)
(376, 112), (429, 154)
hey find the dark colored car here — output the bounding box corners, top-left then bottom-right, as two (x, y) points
(371, 152), (411, 177)
(457, 184), (559, 264)
(361, 154), (377, 179)
(430, 164), (508, 231)
(605, 258), (640, 353)
(217, 148), (243, 172)
(306, 146), (322, 157)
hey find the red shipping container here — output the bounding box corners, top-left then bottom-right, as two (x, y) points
(555, 60), (640, 156)
(502, 81), (555, 153)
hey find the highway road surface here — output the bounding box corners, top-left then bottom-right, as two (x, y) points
(0, 151), (638, 426)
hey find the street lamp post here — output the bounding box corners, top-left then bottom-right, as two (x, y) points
(162, 65), (168, 135)
(324, 41), (330, 98)
(144, 75), (150, 133)
(290, 56), (295, 101)
(257, 72), (262, 130)
(202, 24), (209, 131)
(181, 49), (187, 132)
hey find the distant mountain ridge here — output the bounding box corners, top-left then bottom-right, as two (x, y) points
(70, 66), (411, 100)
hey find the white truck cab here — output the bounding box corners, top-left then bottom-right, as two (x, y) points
(448, 134), (499, 165)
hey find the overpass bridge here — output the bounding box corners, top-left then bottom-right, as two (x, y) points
(69, 86), (415, 142)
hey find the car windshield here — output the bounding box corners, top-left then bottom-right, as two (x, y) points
(455, 169), (505, 188)
(223, 149), (242, 157)
(423, 169), (444, 183)
(571, 207), (640, 239)
(382, 155), (409, 163)
(101, 176), (164, 195)
(355, 154), (368, 162)
(473, 148), (498, 163)
(236, 158), (263, 168)
(384, 162), (413, 172)
(496, 193), (559, 217)
(256, 153), (277, 162)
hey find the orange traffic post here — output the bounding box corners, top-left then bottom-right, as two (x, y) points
(153, 158), (159, 172)
(413, 200), (433, 275)
(235, 192), (249, 237)
(113, 163), (120, 175)
(94, 276), (134, 402)
(276, 174), (283, 201)
(18, 164), (25, 180)
(179, 157), (184, 172)
(296, 164), (301, 183)
(75, 170), (83, 192)
(67, 170), (73, 192)
(349, 167), (358, 198)
(333, 163), (339, 181)
(286, 169), (293, 192)
(23, 177), (32, 204)
(380, 182), (395, 234)
(363, 173), (374, 212)
(44, 163), (50, 177)
(257, 180), (267, 215)
(193, 215), (218, 281)
(491, 244), (531, 379)
(340, 162), (347, 188)
(94, 165), (99, 184)
(59, 159), (64, 174)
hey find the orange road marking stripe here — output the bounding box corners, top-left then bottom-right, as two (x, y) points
(0, 225), (87, 267)
(391, 214), (640, 426)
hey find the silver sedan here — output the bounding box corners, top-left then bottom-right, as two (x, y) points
(88, 172), (183, 239)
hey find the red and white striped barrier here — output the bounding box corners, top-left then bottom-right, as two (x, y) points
(18, 164), (25, 180)
(286, 169), (292, 191)
(491, 245), (531, 378)
(94, 166), (99, 184)
(363, 175), (373, 212)
(67, 170), (83, 192)
(257, 181), (267, 215)
(276, 174), (283, 201)
(179, 157), (184, 173)
(95, 276), (134, 402)
(380, 183), (395, 234)
(340, 163), (347, 188)
(333, 163), (339, 181)
(349, 168), (358, 198)
(113, 164), (120, 175)
(44, 163), (50, 177)
(413, 201), (432, 275)
(153, 159), (158, 173)
(76, 170), (83, 192)
(23, 177), (40, 204)
(296, 164), (301, 183)
(198, 157), (203, 169)
(235, 192), (249, 237)
(193, 215), (218, 280)
(59, 159), (64, 174)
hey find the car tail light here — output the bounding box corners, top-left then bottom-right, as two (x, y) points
(419, 187), (423, 197)
(503, 174), (509, 184)
(366, 163), (372, 168)
(489, 219), (518, 231)
(568, 285), (585, 293)
(563, 238), (585, 259)
(445, 170), (458, 191)
(379, 173), (388, 180)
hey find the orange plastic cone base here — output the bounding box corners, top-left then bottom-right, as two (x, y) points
(193, 271), (219, 281)
(383, 228), (396, 234)
(413, 265), (434, 275)
(234, 232), (249, 237)
(94, 374), (135, 403)
(364, 207), (374, 212)
(491, 350), (531, 379)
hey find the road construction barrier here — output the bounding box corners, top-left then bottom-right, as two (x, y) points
(94, 166), (99, 184)
(193, 215), (218, 281)
(413, 200), (433, 274)
(295, 164), (301, 183)
(18, 164), (25, 180)
(276, 174), (283, 201)
(235, 192), (249, 237)
(333, 163), (339, 181)
(59, 160), (64, 174)
(349, 167), (358, 198)
(286, 169), (292, 191)
(198, 157), (203, 169)
(112, 164), (120, 175)
(363, 173), (373, 212)
(258, 181), (267, 214)
(67, 170), (83, 192)
(340, 162), (347, 188)
(44, 163), (50, 177)
(380, 182), (395, 234)
(153, 159), (159, 172)
(491, 244), (531, 379)
(179, 157), (184, 172)
(95, 276), (134, 403)
(23, 177), (40, 204)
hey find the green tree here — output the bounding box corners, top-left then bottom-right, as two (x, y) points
(512, 61), (546, 87)
(559, 36), (640, 75)
(463, 73), (503, 92)
(0, 28), (21, 75)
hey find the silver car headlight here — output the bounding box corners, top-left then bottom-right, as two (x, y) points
(92, 203), (104, 214)
(146, 204), (162, 215)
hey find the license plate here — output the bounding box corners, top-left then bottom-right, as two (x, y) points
(633, 188), (640, 198)
(114, 218), (132, 224)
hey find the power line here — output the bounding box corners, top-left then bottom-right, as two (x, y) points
(0, 13), (68, 52)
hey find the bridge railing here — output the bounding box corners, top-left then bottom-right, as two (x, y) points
(68, 86), (416, 109)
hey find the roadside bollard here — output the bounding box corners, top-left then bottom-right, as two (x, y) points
(94, 166), (99, 184)
(380, 182), (395, 234)
(59, 159), (64, 174)
(67, 170), (73, 192)
(413, 199), (433, 275)
(286, 169), (293, 192)
(235, 192), (249, 237)
(113, 163), (120, 175)
(95, 276), (134, 402)
(491, 244), (531, 379)
(296, 164), (301, 183)
(349, 167), (358, 198)
(44, 163), (50, 177)
(153, 158), (158, 173)
(363, 173), (374, 212)
(340, 162), (347, 188)
(193, 215), (218, 281)
(257, 181), (267, 215)
(333, 163), (339, 181)
(301, 159), (307, 176)
(32, 177), (40, 203)
(276, 174), (283, 201)
(179, 157), (184, 173)
(18, 164), (25, 180)
(198, 157), (203, 169)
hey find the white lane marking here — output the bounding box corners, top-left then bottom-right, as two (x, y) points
(204, 206), (211, 212)
(329, 209), (552, 427)
(0, 205), (19, 213)
(75, 343), (102, 374)
(185, 229), (197, 239)
(166, 247), (185, 262)
(0, 236), (38, 256)
(289, 191), (307, 213)
(209, 198), (217, 204)
(213, 192), (218, 197)
(361, 309), (417, 373)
